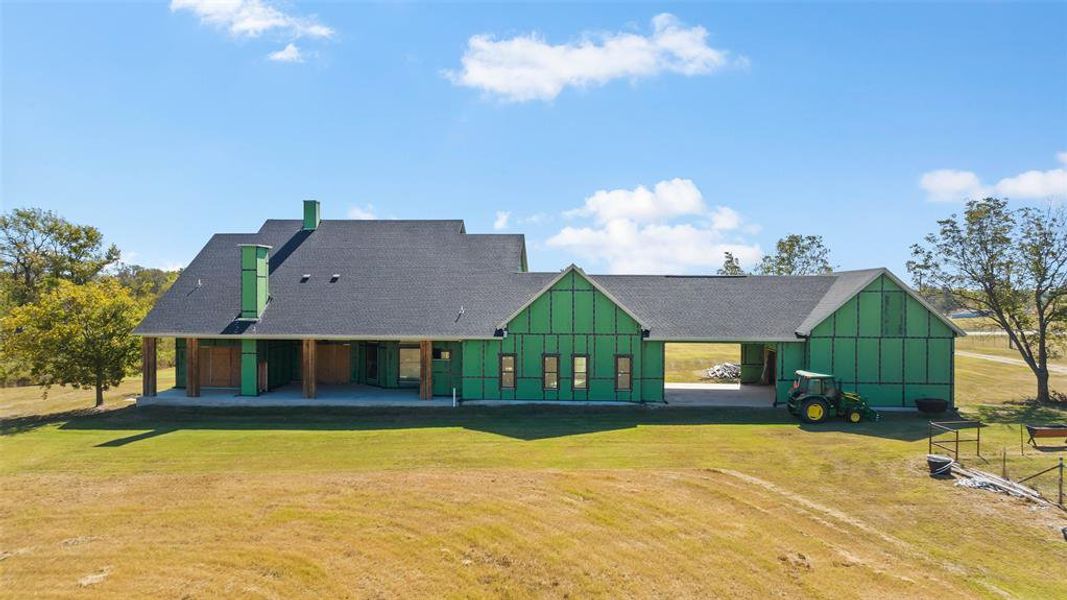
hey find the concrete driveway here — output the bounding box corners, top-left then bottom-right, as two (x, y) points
(664, 383), (777, 408)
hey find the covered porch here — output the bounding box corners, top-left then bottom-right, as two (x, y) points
(139, 337), (455, 402)
(137, 383), (455, 408)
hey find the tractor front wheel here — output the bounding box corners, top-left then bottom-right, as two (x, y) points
(800, 398), (830, 424)
(846, 408), (863, 424)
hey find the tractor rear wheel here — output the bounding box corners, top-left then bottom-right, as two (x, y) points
(800, 398), (830, 424)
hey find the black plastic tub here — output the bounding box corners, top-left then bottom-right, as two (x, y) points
(927, 454), (954, 476)
(915, 397), (949, 414)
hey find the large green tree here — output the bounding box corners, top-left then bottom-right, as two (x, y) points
(1, 280), (145, 407)
(111, 264), (180, 303)
(756, 234), (833, 275)
(0, 207), (120, 306)
(911, 198), (1067, 403)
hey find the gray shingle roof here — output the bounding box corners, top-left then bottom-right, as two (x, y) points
(136, 219), (958, 341)
(135, 219), (549, 339)
(591, 274), (837, 341)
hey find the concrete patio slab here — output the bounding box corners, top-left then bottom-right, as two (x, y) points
(664, 383), (777, 408)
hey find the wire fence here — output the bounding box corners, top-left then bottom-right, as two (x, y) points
(955, 324), (1018, 351)
(929, 420), (1066, 510)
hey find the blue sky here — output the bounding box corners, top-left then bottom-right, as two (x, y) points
(3, 2), (1065, 275)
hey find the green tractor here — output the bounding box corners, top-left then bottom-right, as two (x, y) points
(786, 370), (880, 424)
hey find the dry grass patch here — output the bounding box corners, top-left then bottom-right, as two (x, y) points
(2, 468), (1049, 599)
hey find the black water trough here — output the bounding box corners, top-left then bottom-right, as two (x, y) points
(927, 454), (954, 476)
(915, 397), (949, 414)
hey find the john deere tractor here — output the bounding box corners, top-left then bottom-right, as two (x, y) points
(786, 370), (879, 424)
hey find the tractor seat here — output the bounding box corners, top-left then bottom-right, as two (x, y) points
(825, 386), (842, 401)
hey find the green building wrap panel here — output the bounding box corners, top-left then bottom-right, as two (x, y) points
(432, 341), (463, 397)
(175, 338), (187, 388)
(775, 341), (807, 400)
(459, 269), (659, 402)
(808, 338), (833, 374)
(798, 274), (956, 408)
(740, 343), (764, 384)
(239, 245), (270, 320)
(831, 337), (857, 381)
(834, 297), (859, 337)
(240, 339), (258, 396)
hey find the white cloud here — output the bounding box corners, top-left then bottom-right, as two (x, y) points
(347, 204), (376, 219)
(995, 168), (1067, 199)
(565, 178), (707, 224)
(268, 43), (303, 63)
(170, 0), (333, 39)
(919, 169), (990, 202)
(446, 13), (743, 102)
(710, 206), (741, 230)
(920, 153), (1067, 202)
(493, 211), (511, 230)
(547, 179), (761, 274)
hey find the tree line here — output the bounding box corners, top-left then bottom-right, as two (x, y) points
(0, 208), (179, 405)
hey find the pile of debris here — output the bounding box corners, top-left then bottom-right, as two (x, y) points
(704, 362), (741, 380)
(952, 464), (1060, 509)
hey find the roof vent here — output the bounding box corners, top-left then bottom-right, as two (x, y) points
(301, 274), (310, 282)
(330, 274), (340, 282)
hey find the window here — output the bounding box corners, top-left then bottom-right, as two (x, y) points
(615, 355), (632, 391)
(573, 355), (588, 390)
(432, 348), (451, 360)
(543, 354), (559, 390)
(500, 354), (516, 389)
(398, 346), (420, 385)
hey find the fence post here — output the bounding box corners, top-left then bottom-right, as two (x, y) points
(1059, 458), (1064, 508)
(955, 429), (960, 462)
(928, 422), (933, 455)
(976, 423), (981, 458)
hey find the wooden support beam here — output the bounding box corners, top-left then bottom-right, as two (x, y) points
(419, 340), (433, 400)
(186, 338), (200, 397)
(141, 337), (157, 397)
(302, 339), (317, 399)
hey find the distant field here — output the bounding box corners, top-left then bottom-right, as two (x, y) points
(0, 369), (175, 419)
(952, 316), (999, 330)
(664, 343), (739, 383)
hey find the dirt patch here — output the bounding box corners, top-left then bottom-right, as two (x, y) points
(78, 566), (111, 587)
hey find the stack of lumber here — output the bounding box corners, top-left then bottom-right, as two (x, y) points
(952, 464), (1054, 507)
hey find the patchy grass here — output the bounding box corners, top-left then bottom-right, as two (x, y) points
(664, 343), (739, 383)
(2, 378), (1066, 597)
(955, 354), (1067, 407)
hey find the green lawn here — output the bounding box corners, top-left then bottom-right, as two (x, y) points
(1, 362), (1066, 598)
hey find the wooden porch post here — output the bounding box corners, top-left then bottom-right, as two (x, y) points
(419, 340), (433, 400)
(303, 339), (317, 398)
(141, 337), (157, 397)
(186, 338), (200, 397)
